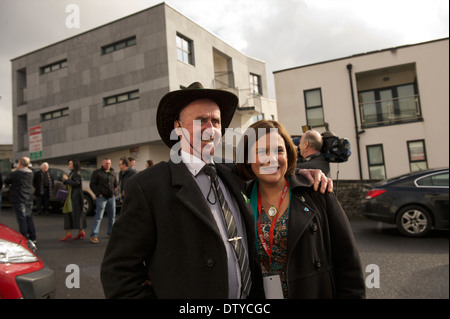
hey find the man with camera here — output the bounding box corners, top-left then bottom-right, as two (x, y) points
(297, 130), (331, 177)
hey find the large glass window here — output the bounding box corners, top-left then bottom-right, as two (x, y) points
(176, 33), (194, 65)
(367, 144), (386, 180)
(304, 88), (324, 127)
(359, 83), (421, 127)
(407, 140), (428, 172)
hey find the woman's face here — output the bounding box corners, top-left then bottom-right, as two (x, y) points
(68, 161), (74, 170)
(250, 131), (288, 185)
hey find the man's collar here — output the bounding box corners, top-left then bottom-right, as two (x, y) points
(180, 150), (215, 176)
(303, 151), (322, 162)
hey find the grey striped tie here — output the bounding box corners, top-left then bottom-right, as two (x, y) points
(202, 164), (252, 298)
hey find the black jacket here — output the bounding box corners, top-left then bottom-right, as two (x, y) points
(119, 168), (136, 193)
(101, 160), (264, 299)
(64, 170), (83, 213)
(90, 167), (118, 199)
(33, 170), (54, 196)
(247, 175), (365, 299)
(5, 168), (34, 203)
(297, 152), (331, 177)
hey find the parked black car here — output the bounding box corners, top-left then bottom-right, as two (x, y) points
(360, 168), (449, 237)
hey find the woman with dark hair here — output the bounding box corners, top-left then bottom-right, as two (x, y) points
(236, 120), (365, 299)
(60, 159), (86, 241)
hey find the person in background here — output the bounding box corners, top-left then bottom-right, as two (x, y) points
(60, 159), (86, 241)
(145, 159), (154, 168)
(33, 162), (54, 215)
(118, 157), (136, 202)
(237, 120), (365, 299)
(4, 157), (37, 250)
(89, 158), (118, 244)
(127, 156), (137, 174)
(297, 130), (330, 177)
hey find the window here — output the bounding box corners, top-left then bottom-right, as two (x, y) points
(359, 83), (421, 128)
(41, 108), (69, 121)
(407, 140), (428, 172)
(249, 73), (262, 95)
(367, 144), (386, 180)
(103, 90), (139, 106)
(101, 36), (136, 55)
(252, 114), (264, 123)
(16, 68), (27, 105)
(176, 33), (194, 65)
(40, 59), (68, 75)
(304, 88), (324, 127)
(416, 172), (449, 188)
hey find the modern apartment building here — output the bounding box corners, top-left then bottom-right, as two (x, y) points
(274, 38), (449, 181)
(11, 3), (276, 168)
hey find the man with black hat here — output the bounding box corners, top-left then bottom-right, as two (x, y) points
(101, 83), (331, 299)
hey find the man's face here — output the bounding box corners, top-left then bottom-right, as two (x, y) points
(102, 159), (112, 171)
(175, 99), (222, 161)
(299, 135), (307, 158)
(118, 161), (126, 172)
(41, 165), (48, 172)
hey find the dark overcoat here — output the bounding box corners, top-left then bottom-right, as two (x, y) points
(65, 170), (83, 215)
(101, 160), (264, 299)
(248, 175), (365, 298)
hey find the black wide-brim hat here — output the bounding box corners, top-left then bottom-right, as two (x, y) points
(157, 82), (238, 148)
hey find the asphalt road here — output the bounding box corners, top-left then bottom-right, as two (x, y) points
(0, 207), (448, 299)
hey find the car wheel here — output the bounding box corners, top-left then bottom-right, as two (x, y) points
(395, 205), (432, 237)
(83, 194), (94, 216)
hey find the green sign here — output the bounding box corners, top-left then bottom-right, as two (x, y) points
(30, 151), (42, 160)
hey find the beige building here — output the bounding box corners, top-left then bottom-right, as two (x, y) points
(11, 3), (276, 169)
(274, 38), (449, 180)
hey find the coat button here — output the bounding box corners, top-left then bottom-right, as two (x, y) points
(314, 259), (321, 270)
(206, 258), (215, 267)
(310, 223), (318, 234)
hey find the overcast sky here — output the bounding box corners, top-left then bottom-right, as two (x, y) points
(0, 0), (448, 144)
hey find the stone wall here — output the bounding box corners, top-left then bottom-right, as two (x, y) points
(332, 180), (371, 220)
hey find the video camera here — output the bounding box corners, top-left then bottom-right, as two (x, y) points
(298, 125), (351, 163)
(320, 131), (351, 163)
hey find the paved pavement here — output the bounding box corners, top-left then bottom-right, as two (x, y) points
(1, 207), (108, 299)
(1, 207), (448, 299)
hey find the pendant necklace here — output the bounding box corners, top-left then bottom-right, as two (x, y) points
(256, 178), (290, 265)
(259, 179), (289, 218)
(267, 206), (277, 217)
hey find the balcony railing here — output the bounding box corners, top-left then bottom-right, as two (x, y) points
(359, 94), (422, 127)
(213, 71), (234, 90)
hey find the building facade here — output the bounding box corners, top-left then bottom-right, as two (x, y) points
(11, 3), (276, 169)
(274, 38), (449, 181)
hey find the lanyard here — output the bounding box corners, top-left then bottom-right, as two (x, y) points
(256, 179), (289, 265)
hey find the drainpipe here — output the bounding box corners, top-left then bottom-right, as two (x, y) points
(346, 64), (363, 180)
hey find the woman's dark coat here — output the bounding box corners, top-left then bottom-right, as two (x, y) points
(248, 175), (365, 299)
(101, 160), (264, 299)
(65, 170), (83, 216)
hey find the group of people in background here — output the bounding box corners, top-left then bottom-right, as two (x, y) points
(1, 156), (154, 249)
